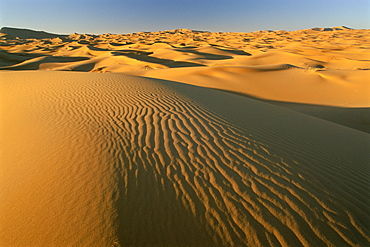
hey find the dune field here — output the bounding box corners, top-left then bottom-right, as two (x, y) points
(0, 27), (369, 246)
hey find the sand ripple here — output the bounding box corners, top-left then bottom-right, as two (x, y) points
(1, 71), (368, 246)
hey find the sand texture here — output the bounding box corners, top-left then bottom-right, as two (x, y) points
(0, 27), (369, 246)
(1, 26), (369, 133)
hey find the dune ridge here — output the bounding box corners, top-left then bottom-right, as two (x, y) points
(1, 71), (369, 246)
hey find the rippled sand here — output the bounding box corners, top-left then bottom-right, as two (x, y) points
(1, 26), (369, 132)
(0, 27), (369, 246)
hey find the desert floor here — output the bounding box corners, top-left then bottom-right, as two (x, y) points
(0, 26), (369, 246)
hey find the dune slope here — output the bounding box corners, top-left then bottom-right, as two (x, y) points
(1, 71), (369, 247)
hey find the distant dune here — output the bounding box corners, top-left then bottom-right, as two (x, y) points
(0, 27), (67, 39)
(0, 27), (369, 246)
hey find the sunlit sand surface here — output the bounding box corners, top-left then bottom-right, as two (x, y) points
(1, 27), (369, 246)
(1, 26), (369, 132)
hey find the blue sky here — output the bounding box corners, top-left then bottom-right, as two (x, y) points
(0, 0), (369, 34)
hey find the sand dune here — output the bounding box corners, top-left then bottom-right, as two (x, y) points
(128, 65), (370, 133)
(128, 65), (369, 107)
(1, 27), (369, 246)
(1, 27), (369, 133)
(0, 27), (67, 39)
(1, 71), (369, 246)
(1, 26), (369, 73)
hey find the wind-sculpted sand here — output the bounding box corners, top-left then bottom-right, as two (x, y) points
(1, 26), (369, 132)
(1, 71), (369, 246)
(1, 26), (369, 73)
(0, 27), (369, 246)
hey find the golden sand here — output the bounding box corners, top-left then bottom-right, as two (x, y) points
(1, 26), (369, 132)
(0, 27), (369, 246)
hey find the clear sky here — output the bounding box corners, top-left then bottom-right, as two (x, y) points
(1, 0), (369, 34)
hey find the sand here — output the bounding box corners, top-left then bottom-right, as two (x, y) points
(1, 26), (369, 133)
(0, 27), (369, 246)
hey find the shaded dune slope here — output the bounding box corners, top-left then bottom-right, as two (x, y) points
(1, 71), (369, 246)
